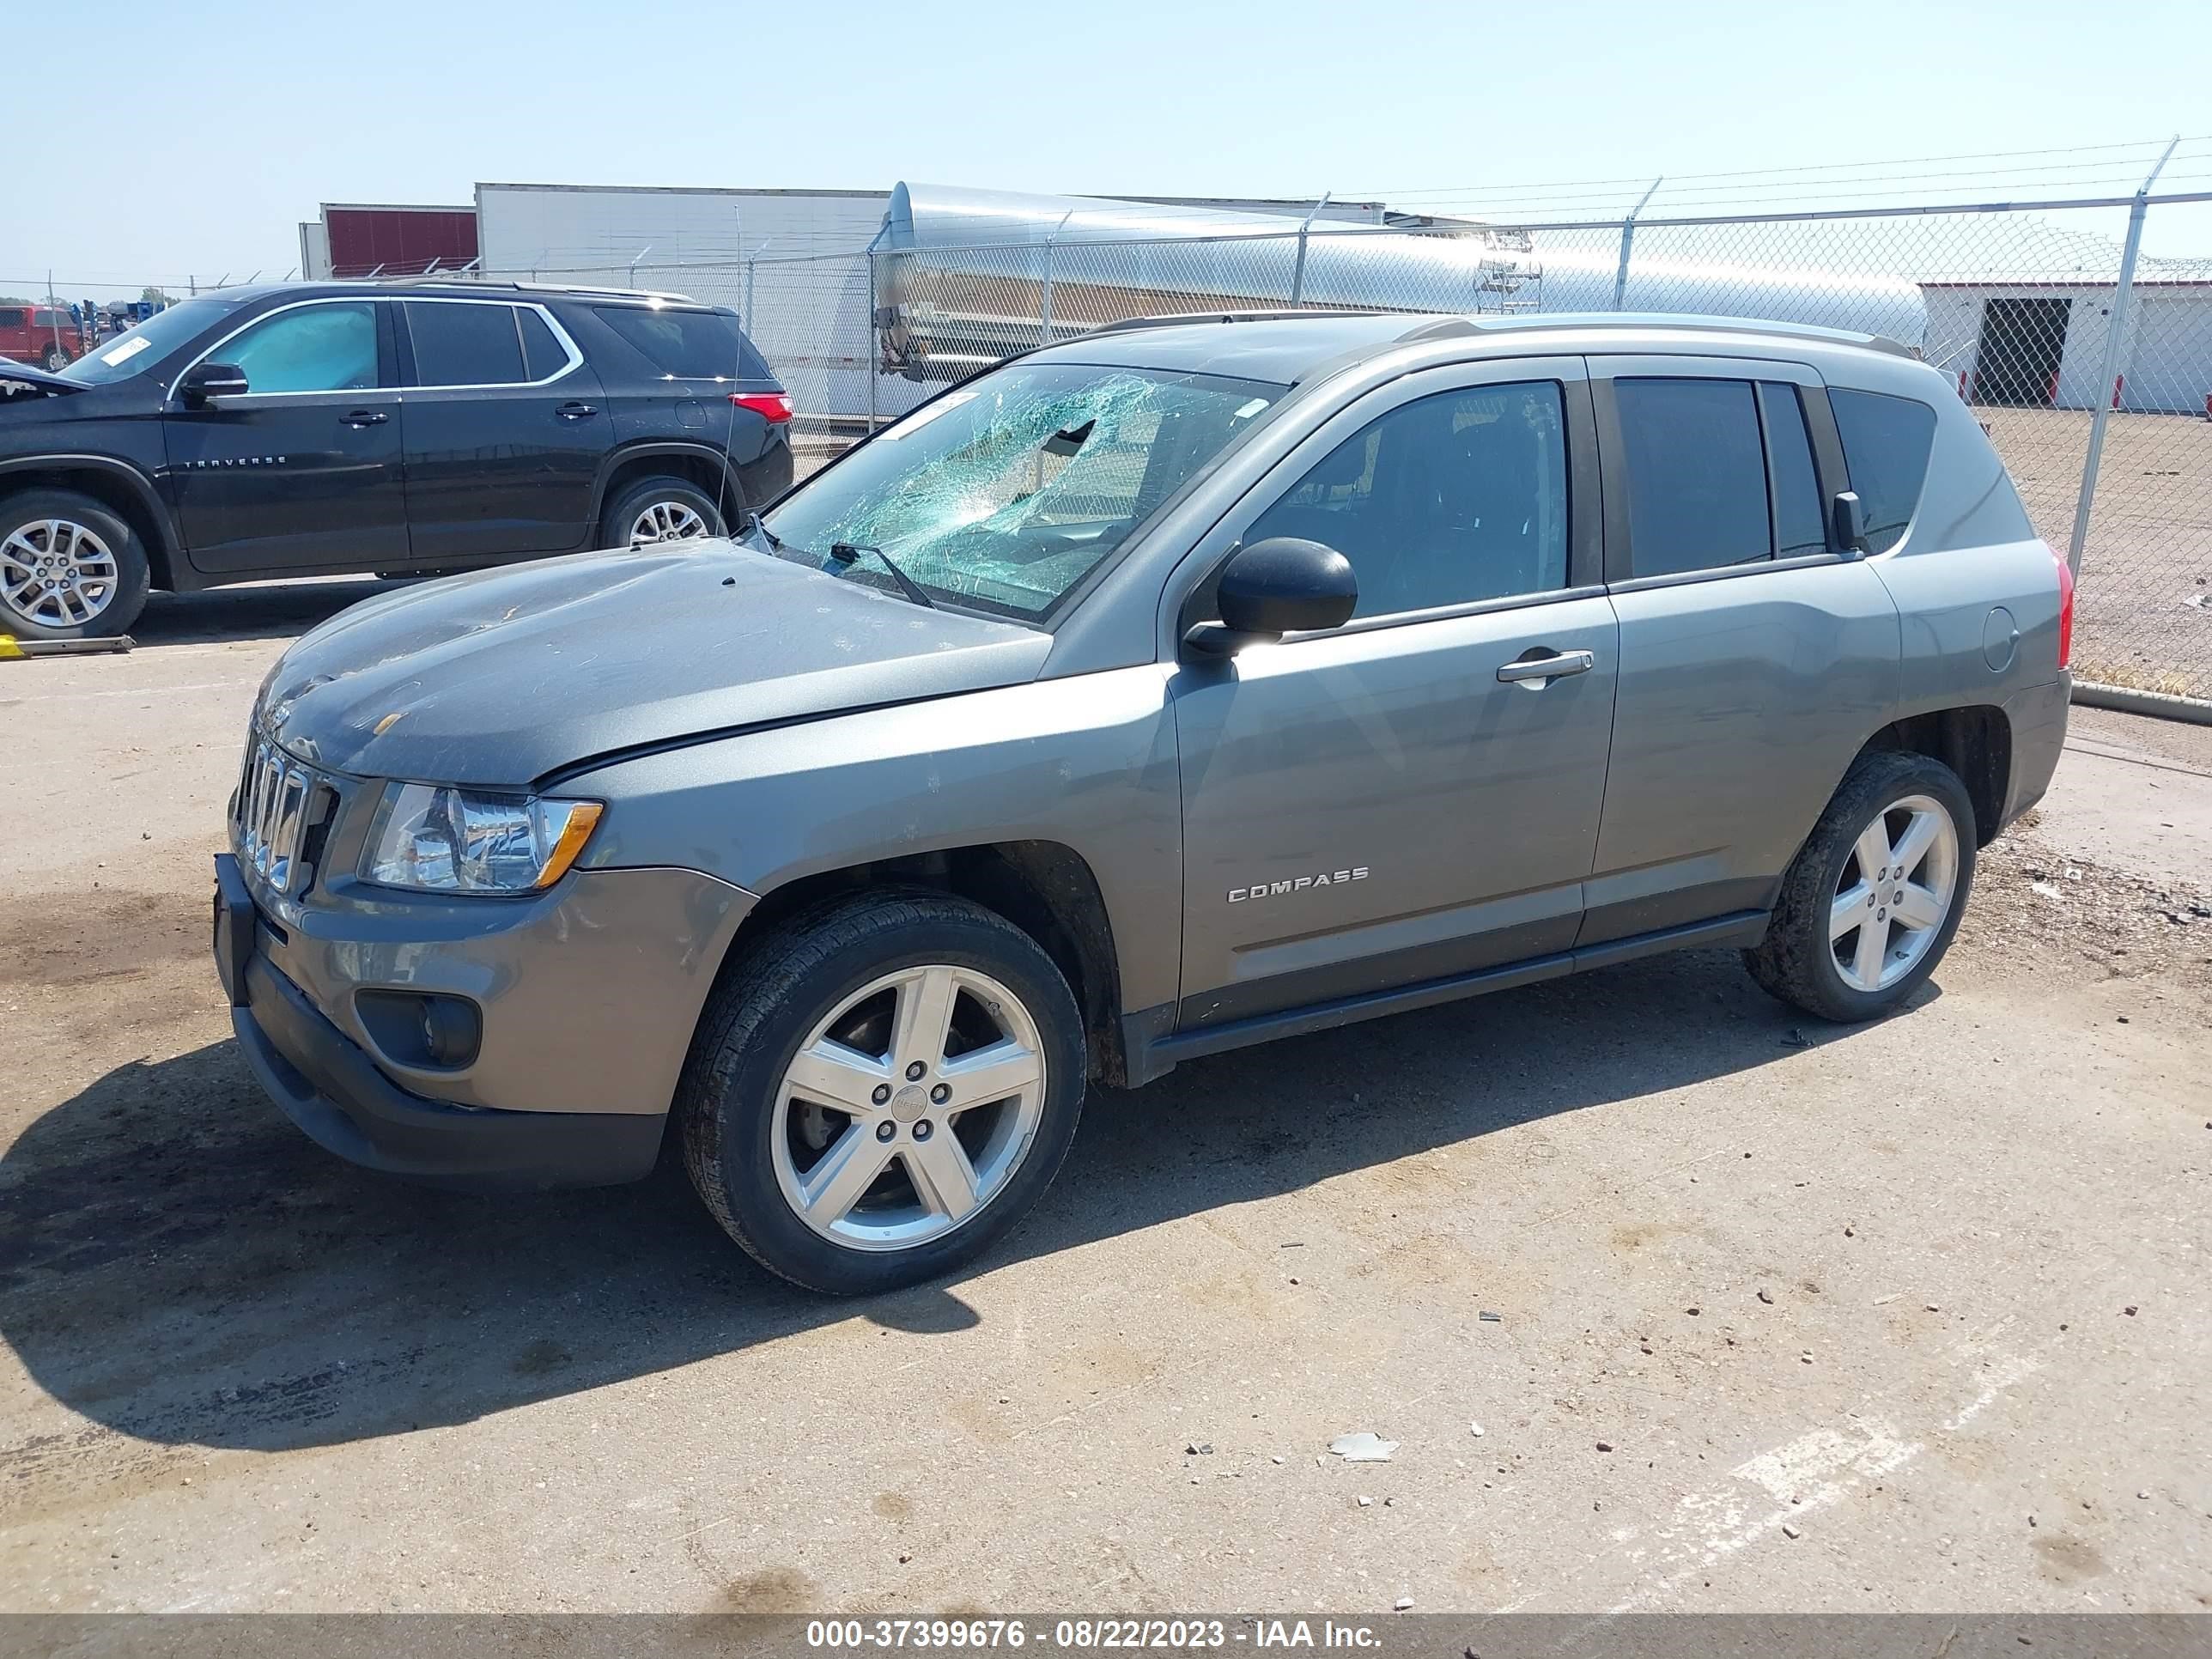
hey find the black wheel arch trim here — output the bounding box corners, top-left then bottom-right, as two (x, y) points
(592, 441), (750, 532)
(0, 453), (185, 588)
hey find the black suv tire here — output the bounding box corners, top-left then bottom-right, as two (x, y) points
(601, 475), (726, 550)
(678, 890), (1086, 1295)
(0, 488), (152, 640)
(1745, 750), (1978, 1023)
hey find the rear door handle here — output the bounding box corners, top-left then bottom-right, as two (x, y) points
(1497, 647), (1595, 685)
(556, 401), (598, 420)
(341, 409), (387, 428)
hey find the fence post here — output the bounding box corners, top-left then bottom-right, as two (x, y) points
(2065, 137), (2178, 580)
(1289, 192), (1331, 307)
(865, 226), (890, 433)
(1612, 177), (1662, 312)
(1039, 238), (1054, 345)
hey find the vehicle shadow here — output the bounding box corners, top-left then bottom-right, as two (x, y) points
(131, 580), (410, 646)
(0, 950), (1916, 1459)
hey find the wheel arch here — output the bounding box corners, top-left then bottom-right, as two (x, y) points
(0, 456), (180, 590)
(592, 443), (747, 538)
(1855, 703), (2012, 847)
(714, 840), (1131, 1087)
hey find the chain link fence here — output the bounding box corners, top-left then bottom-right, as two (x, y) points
(449, 193), (2212, 707)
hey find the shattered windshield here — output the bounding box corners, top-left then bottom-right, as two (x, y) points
(759, 362), (1283, 621)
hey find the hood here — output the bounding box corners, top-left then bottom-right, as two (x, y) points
(0, 362), (86, 399)
(258, 541), (1052, 786)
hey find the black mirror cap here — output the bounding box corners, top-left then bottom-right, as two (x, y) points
(180, 361), (248, 404)
(1832, 490), (1870, 556)
(1187, 537), (1358, 653)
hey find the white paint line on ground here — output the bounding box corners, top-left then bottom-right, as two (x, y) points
(1523, 1321), (2047, 1619)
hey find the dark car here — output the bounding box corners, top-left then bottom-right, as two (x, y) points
(0, 282), (793, 638)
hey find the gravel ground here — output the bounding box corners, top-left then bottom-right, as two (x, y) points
(1977, 406), (2210, 698)
(1, 587), (2208, 1615)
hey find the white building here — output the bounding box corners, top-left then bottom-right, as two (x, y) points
(1919, 279), (2212, 414)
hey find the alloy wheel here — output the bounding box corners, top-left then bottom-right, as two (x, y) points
(1830, 793), (1960, 994)
(628, 500), (709, 545)
(770, 964), (1048, 1252)
(1, 519), (119, 629)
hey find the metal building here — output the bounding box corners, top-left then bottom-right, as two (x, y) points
(1919, 278), (2212, 413)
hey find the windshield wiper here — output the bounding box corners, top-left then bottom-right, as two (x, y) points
(829, 541), (937, 610)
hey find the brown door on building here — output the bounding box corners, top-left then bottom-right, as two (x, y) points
(1971, 296), (2072, 406)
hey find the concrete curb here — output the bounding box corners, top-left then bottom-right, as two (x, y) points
(2072, 680), (2212, 727)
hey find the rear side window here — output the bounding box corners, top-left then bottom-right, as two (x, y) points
(593, 306), (769, 380)
(1759, 383), (1829, 558)
(1830, 388), (1936, 554)
(1615, 378), (1771, 576)
(516, 307), (568, 380)
(406, 302), (527, 386)
(0, 309), (24, 328)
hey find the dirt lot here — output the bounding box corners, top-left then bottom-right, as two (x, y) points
(2, 586), (2209, 1615)
(1977, 406), (2210, 698)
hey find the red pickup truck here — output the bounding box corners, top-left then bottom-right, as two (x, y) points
(0, 305), (84, 371)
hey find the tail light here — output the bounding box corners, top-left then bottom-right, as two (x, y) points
(2051, 545), (2075, 671)
(729, 391), (792, 424)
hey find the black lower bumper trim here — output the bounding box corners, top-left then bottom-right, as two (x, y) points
(230, 945), (665, 1192)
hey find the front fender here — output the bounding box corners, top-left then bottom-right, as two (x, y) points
(568, 666), (1186, 1013)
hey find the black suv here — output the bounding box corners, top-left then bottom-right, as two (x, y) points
(0, 281), (793, 638)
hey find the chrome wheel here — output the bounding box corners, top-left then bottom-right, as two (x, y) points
(1830, 793), (1959, 994)
(628, 499), (708, 545)
(771, 964), (1048, 1253)
(2, 518), (119, 629)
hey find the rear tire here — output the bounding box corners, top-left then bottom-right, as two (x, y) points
(601, 476), (726, 550)
(678, 891), (1085, 1295)
(0, 489), (151, 640)
(1743, 749), (1977, 1023)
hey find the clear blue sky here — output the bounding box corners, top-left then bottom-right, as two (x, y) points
(9, 0), (2211, 294)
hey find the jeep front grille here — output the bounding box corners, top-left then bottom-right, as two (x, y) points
(234, 739), (331, 893)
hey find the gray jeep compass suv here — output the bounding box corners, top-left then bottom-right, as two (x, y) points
(212, 311), (2072, 1294)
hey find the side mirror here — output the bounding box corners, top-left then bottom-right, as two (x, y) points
(179, 361), (248, 406)
(1184, 536), (1358, 655)
(1832, 490), (1870, 556)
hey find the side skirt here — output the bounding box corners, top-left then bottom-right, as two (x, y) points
(1121, 909), (1770, 1086)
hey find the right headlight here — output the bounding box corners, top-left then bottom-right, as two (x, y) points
(361, 783), (604, 896)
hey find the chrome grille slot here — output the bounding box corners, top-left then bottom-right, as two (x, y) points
(234, 738), (325, 894)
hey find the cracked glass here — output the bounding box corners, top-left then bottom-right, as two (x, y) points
(758, 362), (1283, 621)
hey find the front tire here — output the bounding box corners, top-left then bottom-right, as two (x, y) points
(1744, 750), (1977, 1023)
(678, 891), (1086, 1294)
(0, 489), (151, 640)
(40, 343), (68, 372)
(601, 475), (726, 550)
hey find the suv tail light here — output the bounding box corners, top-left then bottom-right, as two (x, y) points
(2051, 545), (2075, 671)
(730, 391), (793, 424)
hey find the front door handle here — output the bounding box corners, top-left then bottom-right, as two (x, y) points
(1497, 647), (1595, 686)
(556, 401), (599, 421)
(341, 409), (388, 428)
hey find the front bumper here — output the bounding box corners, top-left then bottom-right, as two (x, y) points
(214, 852), (744, 1189)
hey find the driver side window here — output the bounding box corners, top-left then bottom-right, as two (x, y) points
(1248, 380), (1568, 618)
(218, 302), (380, 394)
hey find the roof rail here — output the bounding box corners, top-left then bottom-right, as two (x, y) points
(1406, 311), (1917, 359)
(504, 280), (699, 303)
(1080, 307), (1386, 337)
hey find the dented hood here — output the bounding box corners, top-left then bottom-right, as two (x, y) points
(258, 541), (1050, 786)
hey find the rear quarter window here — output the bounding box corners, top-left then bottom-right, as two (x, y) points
(1830, 387), (1936, 554)
(592, 306), (771, 380)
